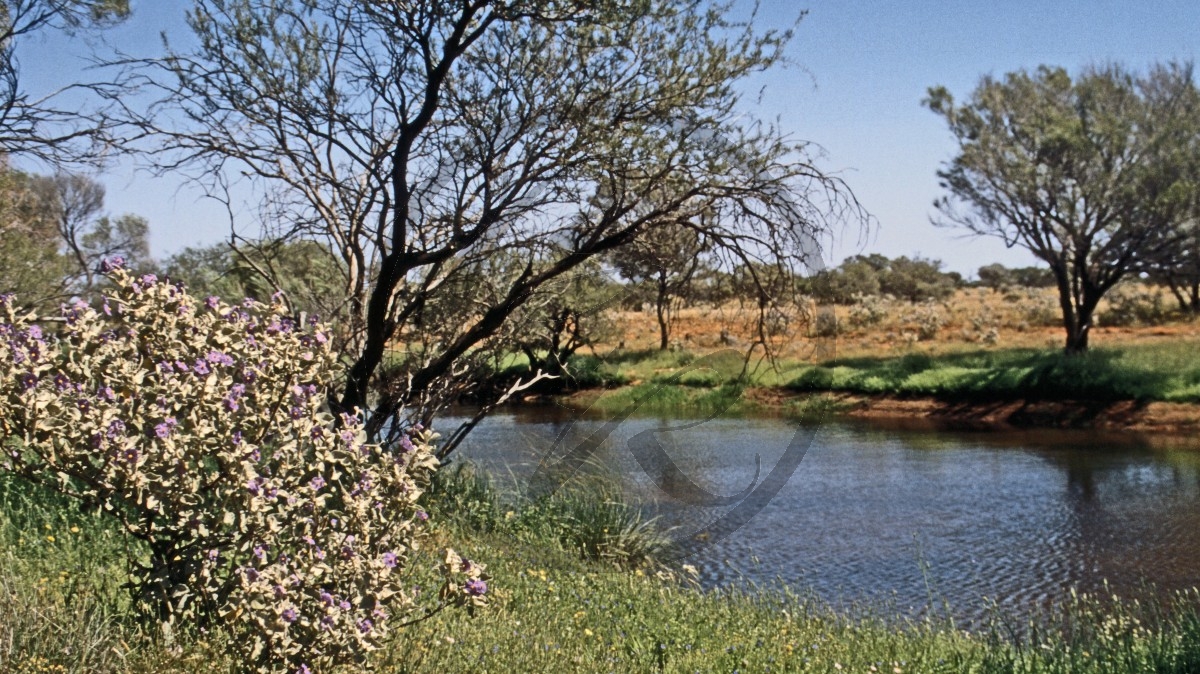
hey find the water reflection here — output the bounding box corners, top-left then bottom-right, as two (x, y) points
(444, 405), (1200, 622)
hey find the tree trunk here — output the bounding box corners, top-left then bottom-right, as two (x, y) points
(1052, 263), (1100, 356)
(656, 272), (670, 350)
(1063, 287), (1102, 356)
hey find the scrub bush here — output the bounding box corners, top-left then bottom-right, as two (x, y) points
(0, 262), (485, 673)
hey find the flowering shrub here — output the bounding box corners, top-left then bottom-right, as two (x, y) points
(0, 263), (486, 673)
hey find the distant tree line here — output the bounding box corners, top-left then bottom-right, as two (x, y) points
(806, 254), (962, 304)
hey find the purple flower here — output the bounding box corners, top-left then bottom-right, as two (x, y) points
(174, 360), (189, 372)
(309, 475), (326, 491)
(310, 426), (325, 440)
(105, 419), (126, 439)
(465, 579), (488, 596)
(339, 600), (351, 611)
(154, 422), (172, 439)
(297, 665), (312, 674)
(98, 256), (125, 273)
(319, 590), (335, 606)
(247, 478), (262, 496)
(232, 431), (244, 446)
(205, 296), (220, 310)
(140, 273), (158, 286)
(18, 372), (37, 390)
(157, 361), (175, 373)
(26, 325), (42, 340)
(253, 545), (267, 561)
(242, 567), (259, 582)
(207, 549), (219, 561)
(273, 584), (288, 599)
(399, 435), (414, 453)
(52, 373), (70, 391)
(206, 350), (234, 367)
(461, 559), (473, 573)
(416, 510), (429, 522)
(97, 385), (115, 402)
(319, 616), (335, 631)
(357, 618), (373, 634)
(289, 406), (305, 420)
(122, 448), (139, 464)
(382, 552), (398, 569)
(192, 359), (210, 376)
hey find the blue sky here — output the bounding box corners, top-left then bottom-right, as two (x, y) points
(17, 0), (1200, 275)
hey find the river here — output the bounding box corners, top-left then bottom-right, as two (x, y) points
(443, 404), (1200, 622)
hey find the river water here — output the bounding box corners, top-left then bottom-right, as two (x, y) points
(443, 405), (1200, 621)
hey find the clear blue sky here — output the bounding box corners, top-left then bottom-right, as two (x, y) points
(17, 0), (1200, 275)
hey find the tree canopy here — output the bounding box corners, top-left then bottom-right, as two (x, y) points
(927, 63), (1200, 353)
(114, 0), (862, 443)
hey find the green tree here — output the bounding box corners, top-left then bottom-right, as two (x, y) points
(881, 256), (956, 303)
(161, 239), (347, 319)
(34, 172), (150, 293)
(977, 263), (1014, 290)
(611, 223), (709, 350)
(809, 257), (881, 304)
(118, 0), (861, 444)
(0, 160), (68, 309)
(928, 63), (1200, 353)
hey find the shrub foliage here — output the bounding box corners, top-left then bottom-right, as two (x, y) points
(0, 264), (485, 672)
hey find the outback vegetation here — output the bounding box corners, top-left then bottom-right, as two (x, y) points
(4, 0), (1200, 672)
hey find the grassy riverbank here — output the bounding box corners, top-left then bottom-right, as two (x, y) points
(547, 342), (1200, 432)
(5, 469), (1200, 673)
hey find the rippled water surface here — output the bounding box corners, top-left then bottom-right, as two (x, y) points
(446, 405), (1200, 621)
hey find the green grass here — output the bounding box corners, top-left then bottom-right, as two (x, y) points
(785, 343), (1200, 403)
(541, 342), (1200, 408)
(580, 381), (756, 416)
(5, 466), (1200, 673)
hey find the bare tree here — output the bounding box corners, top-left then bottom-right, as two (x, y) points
(0, 0), (129, 161)
(928, 63), (1200, 353)
(113, 0), (862, 445)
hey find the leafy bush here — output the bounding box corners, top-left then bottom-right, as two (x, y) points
(565, 354), (629, 388)
(811, 310), (842, 337)
(899, 302), (945, 340)
(1015, 290), (1060, 327)
(0, 264), (485, 673)
(1099, 285), (1170, 327)
(847, 293), (890, 328)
